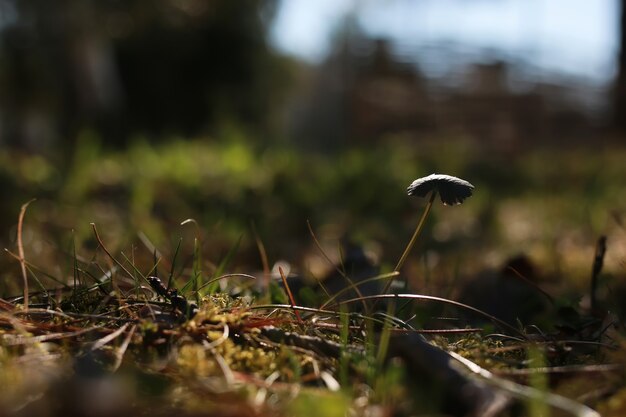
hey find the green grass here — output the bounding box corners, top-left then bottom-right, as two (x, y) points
(0, 135), (625, 415)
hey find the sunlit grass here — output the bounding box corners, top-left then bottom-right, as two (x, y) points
(0, 134), (624, 415)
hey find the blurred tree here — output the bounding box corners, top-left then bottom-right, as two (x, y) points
(113, 0), (284, 139)
(0, 0), (286, 149)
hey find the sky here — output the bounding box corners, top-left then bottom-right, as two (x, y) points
(270, 0), (620, 83)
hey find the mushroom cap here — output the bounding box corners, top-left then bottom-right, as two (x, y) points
(407, 174), (474, 205)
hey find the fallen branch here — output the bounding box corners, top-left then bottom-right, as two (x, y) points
(449, 350), (601, 417)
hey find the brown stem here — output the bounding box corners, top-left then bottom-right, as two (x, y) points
(17, 199), (36, 311)
(279, 266), (303, 324)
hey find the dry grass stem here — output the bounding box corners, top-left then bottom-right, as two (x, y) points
(17, 199), (36, 311)
(279, 266), (303, 324)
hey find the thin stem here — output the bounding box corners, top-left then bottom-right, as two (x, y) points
(17, 199), (36, 311)
(91, 223), (135, 282)
(307, 220), (369, 313)
(338, 293), (527, 339)
(394, 190), (437, 272)
(279, 266), (303, 324)
(590, 235), (606, 311)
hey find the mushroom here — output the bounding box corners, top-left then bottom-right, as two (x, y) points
(407, 174), (474, 205)
(395, 174), (474, 272)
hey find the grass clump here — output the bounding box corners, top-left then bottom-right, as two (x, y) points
(1, 139), (625, 416)
(0, 210), (621, 417)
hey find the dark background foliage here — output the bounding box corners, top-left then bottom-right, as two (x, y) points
(0, 0), (624, 303)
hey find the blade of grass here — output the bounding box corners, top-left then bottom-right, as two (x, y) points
(279, 266), (303, 324)
(376, 300), (395, 368)
(506, 265), (554, 305)
(119, 252), (161, 288)
(338, 293), (527, 339)
(306, 221), (368, 313)
(179, 218), (207, 293)
(372, 310), (415, 330)
(189, 235), (242, 296)
(364, 316), (377, 385)
(190, 273), (256, 295)
(4, 249), (52, 302)
(4, 249), (68, 288)
(496, 363), (623, 377)
(91, 223), (135, 280)
(23, 265), (50, 302)
(193, 237), (201, 303)
(153, 248), (158, 278)
(72, 231), (79, 290)
(16, 199), (35, 311)
(526, 345), (549, 417)
(319, 271), (399, 310)
(339, 304), (349, 388)
(250, 221), (270, 290)
(167, 237), (183, 291)
(210, 301), (406, 328)
(137, 231), (166, 271)
(590, 235), (607, 311)
(249, 303), (354, 319)
(75, 267), (113, 294)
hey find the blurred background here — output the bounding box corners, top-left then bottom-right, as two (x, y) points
(0, 0), (625, 309)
